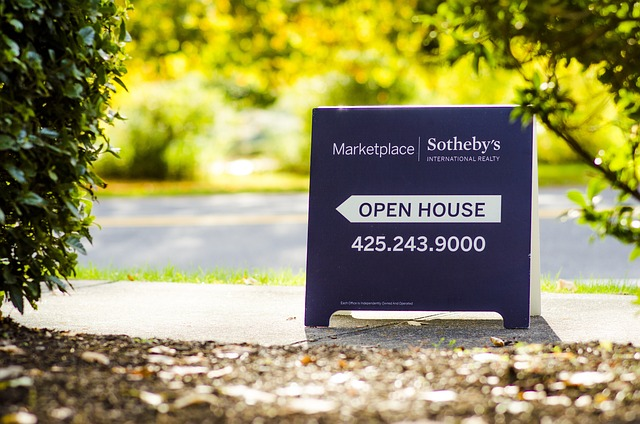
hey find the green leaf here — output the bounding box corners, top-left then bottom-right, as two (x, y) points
(113, 76), (128, 91)
(532, 71), (542, 89)
(79, 26), (95, 46)
(567, 190), (588, 208)
(40, 128), (59, 138)
(16, 0), (35, 8)
(63, 82), (83, 98)
(46, 275), (70, 293)
(630, 246), (640, 261)
(0, 207), (5, 224)
(4, 163), (27, 184)
(48, 169), (58, 182)
(9, 19), (24, 32)
(119, 20), (129, 42)
(3, 36), (20, 59)
(97, 49), (111, 61)
(64, 199), (82, 220)
(65, 236), (87, 255)
(0, 134), (15, 150)
(586, 178), (608, 201)
(19, 192), (46, 207)
(8, 285), (24, 314)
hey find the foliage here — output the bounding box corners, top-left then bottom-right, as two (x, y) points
(418, 0), (640, 258)
(117, 0), (592, 175)
(97, 76), (218, 180)
(0, 0), (130, 312)
(123, 0), (433, 106)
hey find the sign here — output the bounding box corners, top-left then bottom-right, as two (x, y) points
(336, 195), (502, 224)
(305, 106), (535, 329)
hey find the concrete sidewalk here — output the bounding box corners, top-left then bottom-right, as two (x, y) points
(2, 281), (639, 349)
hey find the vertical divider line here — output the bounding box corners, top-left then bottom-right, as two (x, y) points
(418, 136), (421, 162)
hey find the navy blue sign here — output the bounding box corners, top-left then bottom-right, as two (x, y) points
(305, 106), (534, 329)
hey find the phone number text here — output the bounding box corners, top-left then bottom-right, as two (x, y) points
(351, 235), (486, 253)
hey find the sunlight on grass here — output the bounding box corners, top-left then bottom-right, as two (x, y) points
(541, 275), (640, 296)
(93, 164), (592, 198)
(75, 265), (639, 299)
(74, 264), (306, 286)
(97, 172), (309, 197)
(537, 163), (592, 187)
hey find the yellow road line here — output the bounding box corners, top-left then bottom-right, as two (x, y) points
(538, 208), (570, 219)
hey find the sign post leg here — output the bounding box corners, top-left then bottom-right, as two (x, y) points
(530, 131), (541, 316)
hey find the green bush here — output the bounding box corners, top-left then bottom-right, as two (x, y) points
(0, 0), (130, 312)
(97, 76), (219, 180)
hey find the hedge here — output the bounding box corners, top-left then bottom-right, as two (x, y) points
(1, 0), (130, 312)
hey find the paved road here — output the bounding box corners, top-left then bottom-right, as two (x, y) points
(79, 188), (638, 280)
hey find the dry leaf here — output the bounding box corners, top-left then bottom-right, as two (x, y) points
(0, 411), (38, 424)
(220, 385), (277, 404)
(183, 354), (205, 365)
(562, 371), (614, 387)
(241, 276), (260, 285)
(148, 354), (176, 366)
(275, 383), (326, 397)
(556, 279), (577, 292)
(420, 390), (458, 402)
(168, 366), (209, 377)
(49, 407), (74, 420)
(0, 365), (25, 381)
(80, 351), (110, 366)
(0, 345), (26, 355)
(284, 397), (338, 414)
(139, 391), (164, 407)
(299, 354), (315, 366)
(599, 340), (613, 352)
(490, 337), (505, 347)
(472, 352), (504, 363)
(127, 274), (135, 281)
(407, 320), (423, 326)
(213, 345), (256, 360)
(173, 392), (219, 409)
(149, 345), (176, 355)
(207, 366), (233, 379)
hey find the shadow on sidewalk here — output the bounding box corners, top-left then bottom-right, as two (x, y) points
(303, 315), (561, 350)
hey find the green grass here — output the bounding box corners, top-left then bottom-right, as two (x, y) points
(73, 264), (306, 286)
(93, 163), (592, 197)
(96, 172), (309, 197)
(540, 276), (640, 296)
(537, 162), (593, 187)
(74, 265), (639, 299)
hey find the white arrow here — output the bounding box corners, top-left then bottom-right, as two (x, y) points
(336, 195), (502, 223)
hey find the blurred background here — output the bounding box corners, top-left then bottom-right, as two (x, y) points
(95, 0), (607, 191)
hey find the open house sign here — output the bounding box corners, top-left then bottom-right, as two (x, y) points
(305, 106), (534, 329)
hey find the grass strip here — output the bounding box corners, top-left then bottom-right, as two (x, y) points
(537, 162), (592, 187)
(96, 172), (309, 197)
(74, 265), (639, 299)
(73, 264), (305, 286)
(540, 277), (640, 296)
(94, 164), (591, 197)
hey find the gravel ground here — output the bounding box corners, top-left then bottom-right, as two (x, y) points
(1, 318), (639, 423)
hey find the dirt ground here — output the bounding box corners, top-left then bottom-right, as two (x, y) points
(1, 318), (639, 423)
